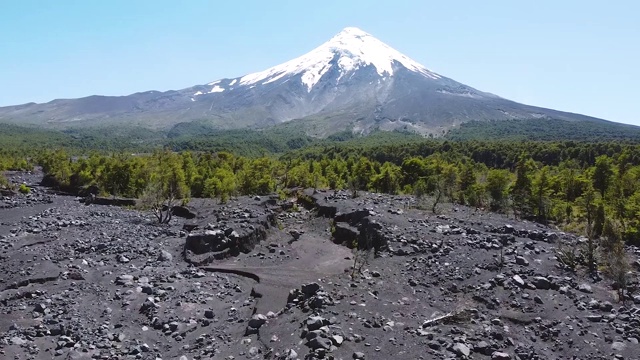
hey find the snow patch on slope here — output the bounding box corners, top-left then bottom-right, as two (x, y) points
(238, 27), (440, 92)
(209, 85), (225, 93)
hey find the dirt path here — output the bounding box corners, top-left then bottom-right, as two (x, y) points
(202, 228), (352, 314)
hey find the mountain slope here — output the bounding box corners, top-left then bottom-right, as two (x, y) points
(0, 27), (616, 136)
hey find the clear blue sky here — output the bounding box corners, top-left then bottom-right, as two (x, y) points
(1, 0), (639, 125)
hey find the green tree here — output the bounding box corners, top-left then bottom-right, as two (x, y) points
(441, 163), (458, 201)
(457, 162), (476, 204)
(181, 151), (198, 190)
(238, 157), (275, 195)
(511, 154), (535, 218)
(532, 166), (552, 222)
(486, 169), (511, 212)
(352, 156), (375, 190)
(579, 183), (599, 273)
(203, 167), (236, 203)
(371, 162), (401, 194)
(557, 160), (585, 202)
(100, 154), (133, 197)
(41, 149), (73, 187)
(592, 155), (613, 197)
(140, 150), (190, 223)
(401, 157), (427, 186)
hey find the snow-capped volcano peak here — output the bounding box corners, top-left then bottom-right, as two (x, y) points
(323, 27), (440, 79)
(237, 27), (441, 91)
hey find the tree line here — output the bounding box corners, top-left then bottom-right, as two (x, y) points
(18, 140), (635, 245)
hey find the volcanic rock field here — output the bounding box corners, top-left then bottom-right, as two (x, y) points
(1, 170), (640, 360)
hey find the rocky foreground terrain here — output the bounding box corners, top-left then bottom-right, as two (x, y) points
(1, 171), (640, 360)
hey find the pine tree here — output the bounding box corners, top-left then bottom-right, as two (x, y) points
(486, 169), (511, 212)
(592, 155), (613, 197)
(458, 163), (476, 204)
(511, 154), (535, 218)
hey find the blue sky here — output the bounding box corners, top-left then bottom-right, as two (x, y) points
(1, 0), (639, 125)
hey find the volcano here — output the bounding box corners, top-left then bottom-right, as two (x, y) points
(0, 27), (608, 136)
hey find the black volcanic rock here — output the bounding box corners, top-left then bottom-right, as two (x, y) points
(1, 171), (640, 360)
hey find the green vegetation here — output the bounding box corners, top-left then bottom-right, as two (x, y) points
(0, 123), (163, 153)
(168, 128), (312, 157)
(0, 150), (32, 189)
(0, 150), (32, 171)
(18, 184), (30, 194)
(138, 150), (190, 223)
(446, 118), (640, 142)
(3, 119), (640, 247)
(1, 122), (424, 158)
(0, 175), (10, 190)
(26, 138), (640, 246)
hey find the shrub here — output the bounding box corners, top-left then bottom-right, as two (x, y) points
(556, 240), (578, 271)
(0, 175), (10, 189)
(18, 183), (30, 194)
(351, 232), (374, 278)
(605, 242), (631, 303)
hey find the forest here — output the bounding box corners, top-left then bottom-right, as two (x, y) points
(2, 137), (640, 247)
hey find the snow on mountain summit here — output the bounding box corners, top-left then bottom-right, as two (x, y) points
(235, 27), (441, 92)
